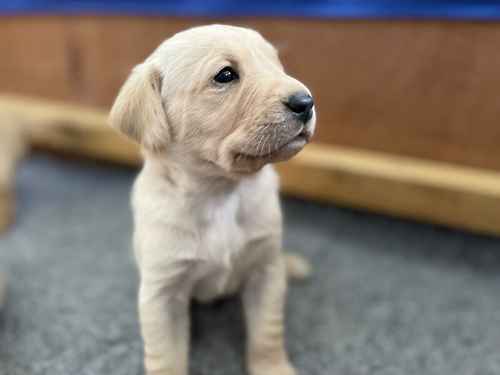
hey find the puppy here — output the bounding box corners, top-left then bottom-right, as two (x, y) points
(109, 24), (316, 375)
(0, 273), (5, 310)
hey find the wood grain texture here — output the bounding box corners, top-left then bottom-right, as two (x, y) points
(1, 17), (500, 171)
(1, 95), (499, 236)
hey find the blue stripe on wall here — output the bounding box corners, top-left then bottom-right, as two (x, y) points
(2, 1), (500, 20)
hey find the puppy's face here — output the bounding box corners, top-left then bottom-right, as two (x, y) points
(110, 25), (316, 176)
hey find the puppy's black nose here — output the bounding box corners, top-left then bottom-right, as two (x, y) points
(285, 92), (314, 122)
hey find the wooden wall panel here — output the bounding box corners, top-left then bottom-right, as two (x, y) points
(0, 18), (71, 100)
(1, 17), (500, 171)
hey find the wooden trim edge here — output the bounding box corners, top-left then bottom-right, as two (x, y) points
(276, 144), (500, 236)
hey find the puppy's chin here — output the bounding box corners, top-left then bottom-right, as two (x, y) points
(215, 115), (316, 177)
(237, 133), (307, 162)
(224, 133), (309, 176)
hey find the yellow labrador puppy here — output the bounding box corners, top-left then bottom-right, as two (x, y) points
(110, 24), (316, 375)
(0, 273), (5, 310)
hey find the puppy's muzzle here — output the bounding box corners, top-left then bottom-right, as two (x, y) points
(284, 91), (314, 124)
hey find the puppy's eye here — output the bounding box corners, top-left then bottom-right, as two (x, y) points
(214, 67), (239, 84)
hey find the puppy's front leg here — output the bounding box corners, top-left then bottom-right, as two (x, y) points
(139, 260), (194, 375)
(243, 254), (296, 375)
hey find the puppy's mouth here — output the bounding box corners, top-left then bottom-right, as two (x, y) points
(235, 128), (311, 163)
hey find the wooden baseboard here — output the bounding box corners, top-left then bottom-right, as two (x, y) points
(0, 190), (14, 233)
(1, 94), (499, 236)
(0, 95), (140, 165)
(276, 144), (500, 236)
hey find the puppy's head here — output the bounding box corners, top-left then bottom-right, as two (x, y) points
(110, 24), (316, 176)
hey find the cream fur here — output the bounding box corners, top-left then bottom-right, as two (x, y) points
(109, 24), (316, 375)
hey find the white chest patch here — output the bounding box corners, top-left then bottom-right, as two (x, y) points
(191, 189), (251, 301)
(200, 190), (245, 266)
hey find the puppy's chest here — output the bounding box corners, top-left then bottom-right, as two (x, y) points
(192, 192), (272, 301)
(198, 192), (252, 264)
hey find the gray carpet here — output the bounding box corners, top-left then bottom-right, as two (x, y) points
(1, 155), (500, 375)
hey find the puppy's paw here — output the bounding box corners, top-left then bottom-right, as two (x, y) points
(285, 253), (312, 281)
(249, 360), (297, 375)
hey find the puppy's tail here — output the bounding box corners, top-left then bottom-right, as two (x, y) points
(285, 253), (312, 281)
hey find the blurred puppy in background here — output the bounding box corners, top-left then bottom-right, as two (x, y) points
(0, 273), (5, 310)
(110, 24), (316, 375)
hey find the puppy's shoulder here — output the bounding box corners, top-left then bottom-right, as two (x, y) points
(131, 165), (189, 225)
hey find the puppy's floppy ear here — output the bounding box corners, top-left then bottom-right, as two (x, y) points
(109, 63), (170, 151)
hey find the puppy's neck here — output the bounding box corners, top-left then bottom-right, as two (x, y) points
(143, 152), (244, 199)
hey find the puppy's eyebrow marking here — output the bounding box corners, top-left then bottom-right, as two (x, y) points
(249, 47), (283, 75)
(213, 52), (239, 68)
